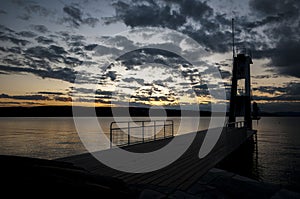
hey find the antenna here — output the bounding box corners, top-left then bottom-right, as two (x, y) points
(232, 18), (235, 58)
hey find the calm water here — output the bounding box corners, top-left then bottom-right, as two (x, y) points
(0, 117), (299, 189)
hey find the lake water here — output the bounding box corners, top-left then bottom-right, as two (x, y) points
(0, 117), (299, 190)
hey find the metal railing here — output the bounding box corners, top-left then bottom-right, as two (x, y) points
(110, 120), (174, 148)
(226, 121), (246, 129)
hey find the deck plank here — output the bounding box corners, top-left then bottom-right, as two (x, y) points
(57, 128), (255, 191)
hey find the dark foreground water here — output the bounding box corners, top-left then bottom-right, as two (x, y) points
(0, 117), (299, 190)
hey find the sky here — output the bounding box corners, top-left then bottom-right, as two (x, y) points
(0, 0), (299, 112)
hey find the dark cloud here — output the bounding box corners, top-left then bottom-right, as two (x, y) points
(35, 36), (54, 44)
(247, 0), (300, 77)
(18, 31), (37, 38)
(53, 96), (72, 102)
(0, 35), (30, 46)
(123, 77), (145, 85)
(0, 64), (77, 83)
(68, 47), (85, 56)
(70, 87), (94, 95)
(0, 25), (15, 33)
(95, 90), (113, 96)
(37, 91), (64, 95)
(268, 40), (300, 77)
(253, 82), (300, 101)
(18, 14), (30, 21)
(179, 0), (213, 21)
(63, 5), (82, 27)
(64, 56), (82, 65)
(116, 48), (187, 68)
(0, 10), (7, 15)
(25, 45), (66, 62)
(0, 93), (49, 101)
(111, 0), (186, 29)
(106, 0), (300, 78)
(249, 0), (300, 17)
(31, 25), (49, 33)
(2, 56), (23, 66)
(253, 86), (285, 95)
(12, 0), (52, 20)
(62, 5), (99, 28)
(8, 47), (22, 54)
(107, 0), (231, 53)
(24, 4), (51, 17)
(84, 44), (98, 51)
(285, 82), (300, 96)
(106, 71), (117, 81)
(252, 74), (279, 79)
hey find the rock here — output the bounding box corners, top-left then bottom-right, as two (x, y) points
(139, 189), (167, 199)
(187, 183), (215, 195)
(271, 189), (300, 199)
(169, 190), (201, 199)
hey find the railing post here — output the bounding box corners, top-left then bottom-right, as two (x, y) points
(154, 121), (156, 140)
(142, 121), (145, 143)
(164, 121), (166, 138)
(171, 120), (174, 137)
(128, 122), (130, 145)
(110, 123), (113, 148)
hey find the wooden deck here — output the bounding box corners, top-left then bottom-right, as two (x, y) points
(58, 127), (256, 191)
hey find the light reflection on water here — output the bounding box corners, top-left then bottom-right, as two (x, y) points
(0, 117), (211, 159)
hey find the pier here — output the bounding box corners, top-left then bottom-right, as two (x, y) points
(59, 124), (256, 191)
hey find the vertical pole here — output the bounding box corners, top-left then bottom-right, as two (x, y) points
(128, 122), (130, 145)
(110, 124), (112, 148)
(245, 56), (252, 130)
(232, 18), (235, 58)
(163, 121), (166, 138)
(142, 121), (145, 143)
(229, 18), (237, 125)
(171, 120), (174, 137)
(154, 121), (156, 140)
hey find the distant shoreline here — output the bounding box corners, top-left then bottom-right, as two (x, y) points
(0, 106), (299, 117)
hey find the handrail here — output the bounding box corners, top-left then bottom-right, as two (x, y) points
(226, 121), (246, 129)
(110, 120), (174, 148)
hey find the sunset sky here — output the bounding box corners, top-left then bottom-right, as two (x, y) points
(0, 0), (299, 112)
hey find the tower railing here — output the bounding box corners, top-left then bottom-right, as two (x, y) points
(226, 121), (246, 132)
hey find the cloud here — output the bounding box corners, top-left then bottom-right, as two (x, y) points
(123, 77), (145, 85)
(0, 64), (77, 83)
(37, 91), (64, 95)
(0, 35), (30, 46)
(247, 0), (300, 77)
(25, 45), (66, 62)
(0, 10), (7, 15)
(252, 74), (279, 79)
(12, 0), (53, 20)
(31, 25), (49, 33)
(18, 31), (37, 38)
(253, 82), (300, 101)
(106, 0), (232, 53)
(249, 0), (300, 17)
(84, 44), (98, 51)
(62, 5), (99, 28)
(0, 93), (50, 101)
(0, 25), (15, 33)
(35, 36), (55, 44)
(53, 96), (72, 102)
(105, 0), (300, 78)
(253, 86), (285, 95)
(268, 40), (300, 77)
